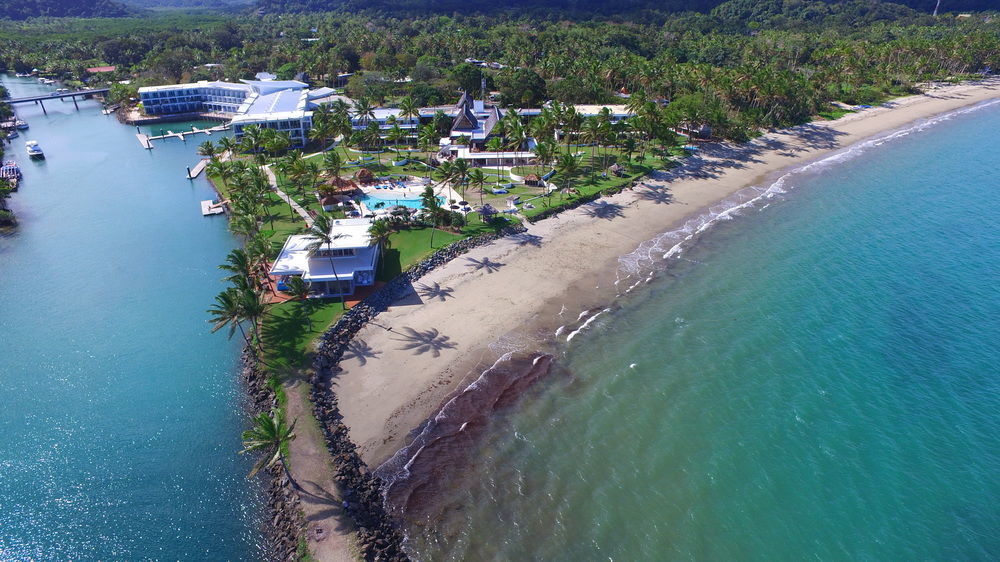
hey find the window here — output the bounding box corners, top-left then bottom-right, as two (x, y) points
(314, 248), (356, 258)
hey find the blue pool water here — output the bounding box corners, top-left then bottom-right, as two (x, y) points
(412, 100), (1000, 559)
(360, 191), (443, 210)
(0, 76), (263, 558)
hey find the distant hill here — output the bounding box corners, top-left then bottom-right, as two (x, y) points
(119, 0), (252, 8)
(254, 0), (998, 16)
(0, 0), (134, 19)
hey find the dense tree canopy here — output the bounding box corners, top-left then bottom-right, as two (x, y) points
(1, 1), (998, 141)
(0, 0), (134, 20)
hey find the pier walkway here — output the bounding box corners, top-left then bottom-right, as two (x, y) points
(135, 125), (230, 149)
(263, 164), (314, 227)
(7, 88), (110, 113)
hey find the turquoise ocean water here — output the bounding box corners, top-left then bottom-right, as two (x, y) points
(0, 76), (263, 558)
(410, 101), (1000, 559)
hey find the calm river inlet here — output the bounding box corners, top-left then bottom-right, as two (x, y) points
(0, 75), (264, 559)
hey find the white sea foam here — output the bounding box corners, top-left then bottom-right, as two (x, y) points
(565, 308), (611, 342)
(617, 97), (1000, 280)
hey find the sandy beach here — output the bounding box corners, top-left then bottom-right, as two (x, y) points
(329, 79), (1000, 470)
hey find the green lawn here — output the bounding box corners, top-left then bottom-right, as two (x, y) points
(262, 298), (346, 374)
(377, 226), (465, 281)
(520, 160), (654, 220)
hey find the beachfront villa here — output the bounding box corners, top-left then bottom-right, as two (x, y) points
(269, 217), (379, 297)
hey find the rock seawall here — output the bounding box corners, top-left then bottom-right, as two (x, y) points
(241, 348), (308, 562)
(308, 225), (526, 561)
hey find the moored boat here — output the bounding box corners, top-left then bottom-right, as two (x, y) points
(15, 120), (28, 130)
(0, 161), (22, 181)
(25, 140), (44, 159)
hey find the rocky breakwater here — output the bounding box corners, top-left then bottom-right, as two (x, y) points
(241, 348), (308, 562)
(308, 225), (526, 560)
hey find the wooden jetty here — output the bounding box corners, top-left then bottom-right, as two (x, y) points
(136, 133), (153, 149)
(187, 158), (209, 179)
(147, 125), (229, 143)
(201, 200), (226, 216)
(135, 124), (229, 150)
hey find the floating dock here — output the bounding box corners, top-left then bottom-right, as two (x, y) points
(187, 158), (209, 179)
(201, 200), (225, 216)
(135, 125), (229, 150)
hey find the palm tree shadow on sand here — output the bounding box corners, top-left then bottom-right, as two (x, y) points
(583, 201), (626, 220)
(341, 339), (380, 365)
(510, 233), (543, 247)
(415, 282), (455, 301)
(465, 257), (505, 273)
(636, 188), (674, 205)
(392, 327), (457, 357)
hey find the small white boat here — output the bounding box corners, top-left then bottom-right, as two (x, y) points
(15, 120), (28, 130)
(6, 130), (18, 139)
(25, 140), (44, 159)
(14, 72), (31, 78)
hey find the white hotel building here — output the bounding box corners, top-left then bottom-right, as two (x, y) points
(268, 218), (380, 297)
(138, 77), (345, 147)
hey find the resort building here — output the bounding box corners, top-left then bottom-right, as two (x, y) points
(139, 81), (253, 116)
(269, 218), (379, 297)
(447, 91), (504, 149)
(138, 77), (327, 147)
(352, 108), (420, 135)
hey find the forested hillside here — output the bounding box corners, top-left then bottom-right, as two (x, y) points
(254, 0), (997, 16)
(0, 0), (133, 20)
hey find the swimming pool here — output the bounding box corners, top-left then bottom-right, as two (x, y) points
(359, 192), (444, 210)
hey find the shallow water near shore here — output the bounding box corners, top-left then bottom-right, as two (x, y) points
(407, 102), (1000, 559)
(0, 76), (263, 558)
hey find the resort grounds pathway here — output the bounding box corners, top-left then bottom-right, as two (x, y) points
(264, 164), (314, 227)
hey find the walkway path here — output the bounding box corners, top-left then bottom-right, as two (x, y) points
(285, 380), (358, 561)
(263, 164), (314, 227)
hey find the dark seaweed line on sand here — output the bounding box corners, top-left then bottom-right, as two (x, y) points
(307, 225), (526, 561)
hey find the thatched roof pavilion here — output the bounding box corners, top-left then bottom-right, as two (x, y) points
(319, 175), (360, 195)
(354, 168), (376, 184)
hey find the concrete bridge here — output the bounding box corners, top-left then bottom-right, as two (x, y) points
(6, 88), (110, 113)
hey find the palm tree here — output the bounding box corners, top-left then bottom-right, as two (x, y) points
(322, 150), (343, 180)
(219, 248), (255, 290)
(398, 96), (419, 135)
(387, 123), (406, 161)
(555, 152), (581, 201)
(265, 132), (291, 159)
(308, 118), (336, 150)
(367, 219), (393, 275)
(240, 125), (265, 161)
(306, 213), (348, 309)
(467, 168), (486, 205)
(451, 159), (470, 199)
(206, 159), (234, 191)
(240, 409), (297, 482)
(218, 136), (240, 158)
(362, 121), (383, 166)
(420, 185), (444, 248)
(286, 276), (311, 302)
(485, 136), (504, 167)
(417, 124), (438, 177)
(198, 140), (217, 160)
(208, 287), (253, 348)
(352, 97), (376, 127)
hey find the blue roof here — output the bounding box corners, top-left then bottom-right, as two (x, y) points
(245, 89), (304, 115)
(241, 79), (308, 90)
